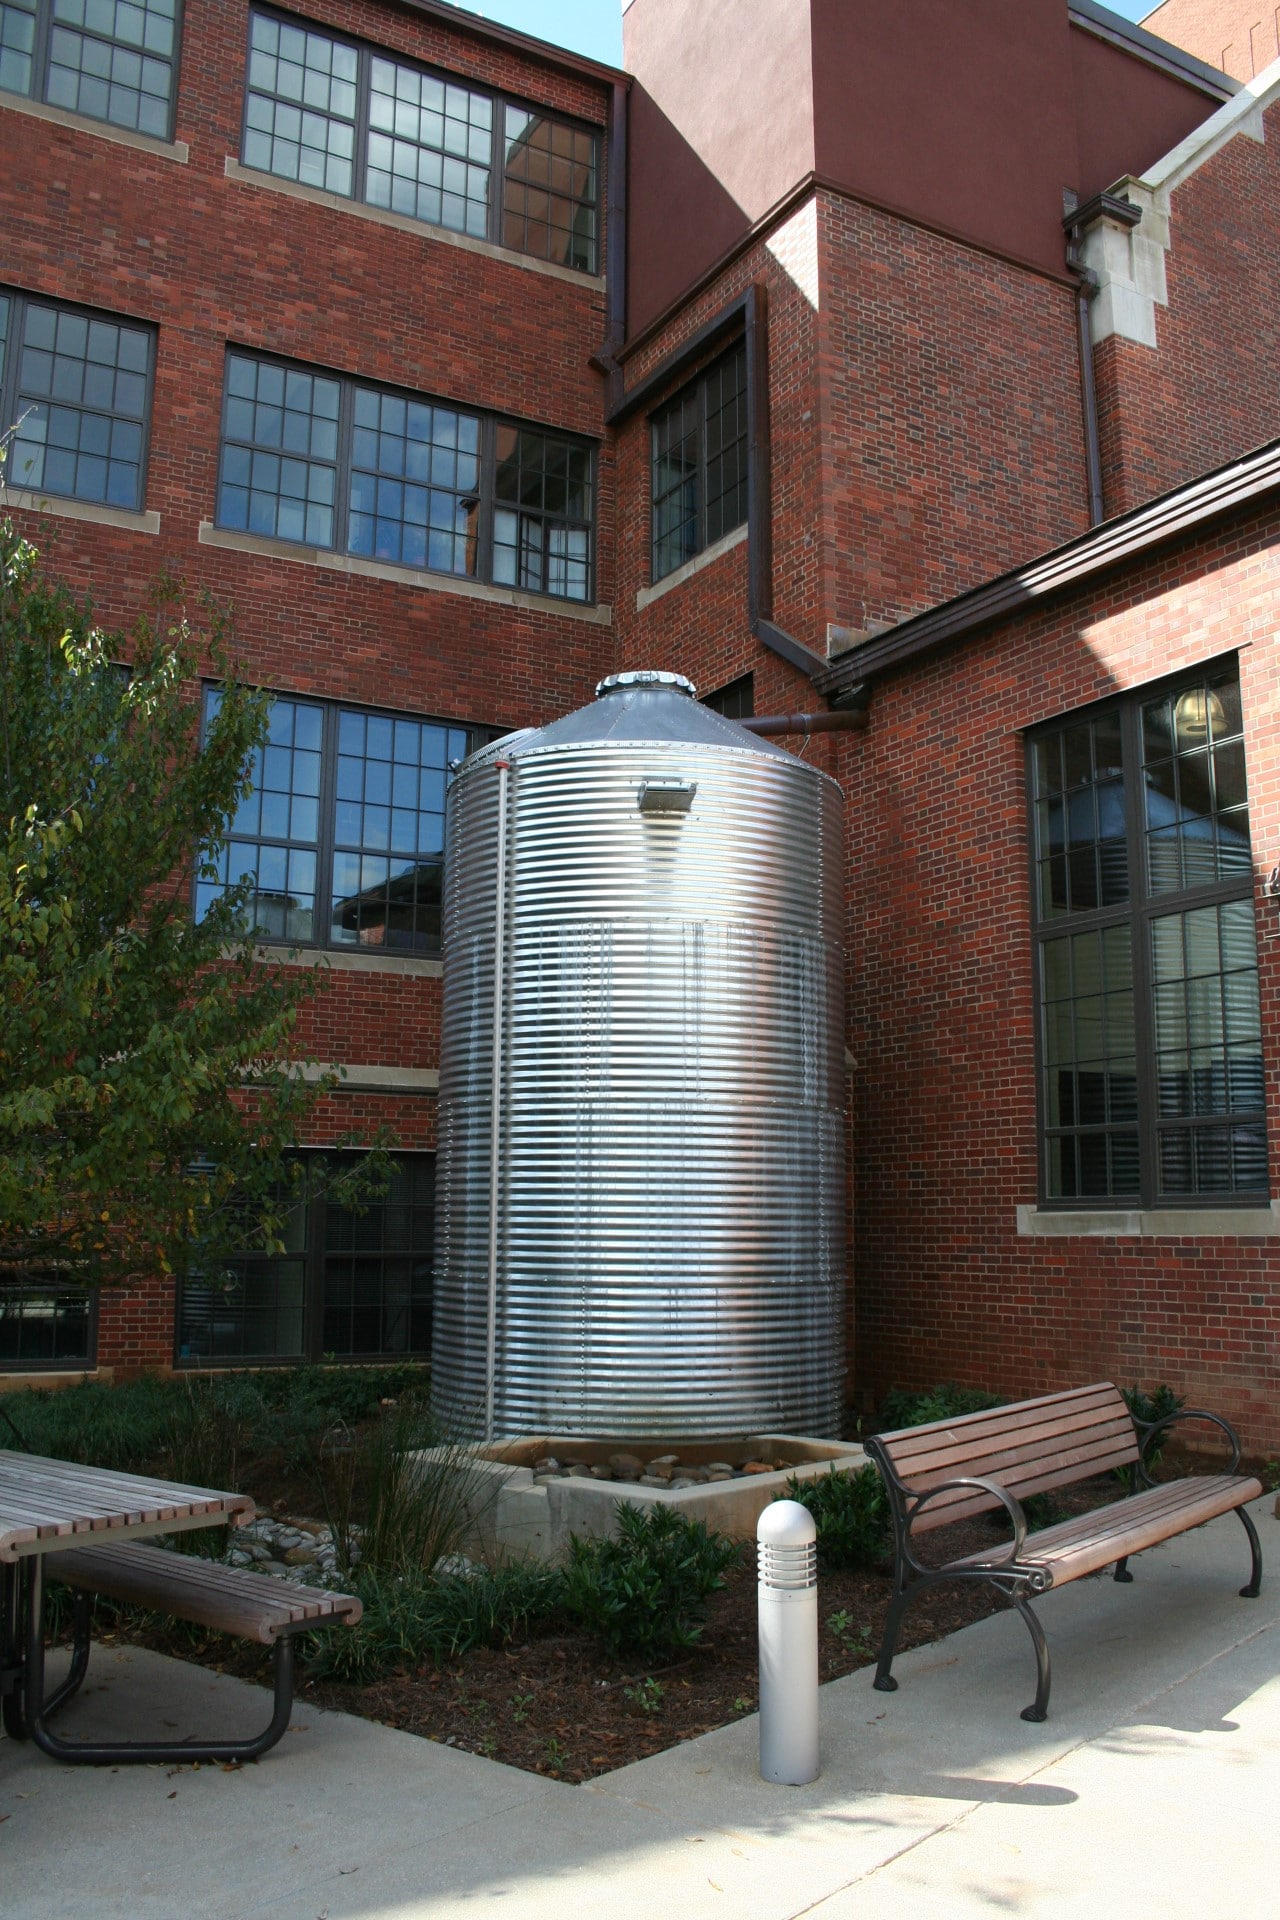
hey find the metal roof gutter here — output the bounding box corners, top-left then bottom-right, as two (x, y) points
(815, 433), (1280, 699)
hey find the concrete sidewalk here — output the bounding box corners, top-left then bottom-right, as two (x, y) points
(2, 1496), (1276, 1919)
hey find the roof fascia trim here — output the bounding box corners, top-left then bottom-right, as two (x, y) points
(1067, 2), (1237, 101)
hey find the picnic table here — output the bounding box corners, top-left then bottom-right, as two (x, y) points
(0, 1449), (254, 1760)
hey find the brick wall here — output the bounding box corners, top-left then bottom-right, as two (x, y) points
(845, 502), (1280, 1454)
(0, 0), (613, 1375)
(818, 193), (1091, 633)
(1094, 97), (1280, 518)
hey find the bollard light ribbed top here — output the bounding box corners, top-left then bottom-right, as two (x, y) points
(757, 1499), (817, 1547)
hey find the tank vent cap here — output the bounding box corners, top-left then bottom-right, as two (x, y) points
(595, 669), (697, 699)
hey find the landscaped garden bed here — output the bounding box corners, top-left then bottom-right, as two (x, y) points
(7, 1369), (1261, 1784)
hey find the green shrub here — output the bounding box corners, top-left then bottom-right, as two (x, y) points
(561, 1503), (740, 1663)
(781, 1465), (890, 1572)
(877, 1382), (1005, 1431)
(304, 1560), (565, 1684)
(1118, 1382), (1186, 1477)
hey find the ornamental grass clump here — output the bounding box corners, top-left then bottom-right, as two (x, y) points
(307, 1392), (496, 1582)
(561, 1501), (741, 1662)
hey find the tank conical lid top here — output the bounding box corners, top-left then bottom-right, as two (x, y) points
(463, 667), (797, 766)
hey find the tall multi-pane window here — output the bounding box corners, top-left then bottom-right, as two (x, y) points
(0, 0), (179, 140)
(197, 687), (474, 955)
(492, 425), (592, 600)
(176, 1155), (434, 1364)
(1029, 663), (1266, 1206)
(501, 105), (597, 272)
(216, 349), (593, 603)
(651, 340), (748, 583)
(0, 289), (152, 511)
(241, 9), (600, 273)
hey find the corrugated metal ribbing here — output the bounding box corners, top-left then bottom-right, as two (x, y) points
(433, 683), (846, 1438)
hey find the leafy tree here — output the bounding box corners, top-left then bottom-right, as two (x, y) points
(0, 502), (379, 1300)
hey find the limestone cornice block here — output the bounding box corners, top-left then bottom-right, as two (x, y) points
(1080, 61), (1280, 351)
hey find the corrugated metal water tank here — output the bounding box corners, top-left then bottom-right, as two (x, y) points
(432, 670), (846, 1438)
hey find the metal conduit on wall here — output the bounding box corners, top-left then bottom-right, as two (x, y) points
(432, 670), (847, 1440)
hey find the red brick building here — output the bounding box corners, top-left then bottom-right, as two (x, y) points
(4, 0), (1280, 1450)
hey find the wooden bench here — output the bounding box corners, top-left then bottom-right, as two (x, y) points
(865, 1382), (1263, 1722)
(26, 1541), (361, 1765)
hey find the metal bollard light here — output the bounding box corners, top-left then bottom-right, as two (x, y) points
(757, 1498), (819, 1785)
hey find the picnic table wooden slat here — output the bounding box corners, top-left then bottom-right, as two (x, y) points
(52, 1541), (362, 1643)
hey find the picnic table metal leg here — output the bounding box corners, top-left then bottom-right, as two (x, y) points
(2, 1561), (26, 1739)
(23, 1555), (299, 1765)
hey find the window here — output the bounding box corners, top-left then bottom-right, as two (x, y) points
(197, 687), (478, 953)
(176, 1154), (434, 1364)
(651, 339), (748, 583)
(0, 289), (152, 510)
(216, 348), (594, 602)
(0, 0), (179, 140)
(1, 1283), (95, 1369)
(1029, 662), (1267, 1207)
(242, 9), (599, 273)
(701, 672), (754, 720)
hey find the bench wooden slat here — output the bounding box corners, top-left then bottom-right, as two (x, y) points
(874, 1385), (1143, 1530)
(881, 1384), (1128, 1460)
(945, 1474), (1262, 1585)
(50, 1542), (362, 1644)
(894, 1419), (1137, 1494)
(890, 1405), (1137, 1481)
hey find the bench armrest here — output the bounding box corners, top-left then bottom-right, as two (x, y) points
(902, 1474), (1030, 1573)
(1134, 1408), (1243, 1486)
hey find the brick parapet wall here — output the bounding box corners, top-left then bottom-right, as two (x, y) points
(847, 502), (1280, 1453)
(817, 192), (1091, 633)
(1094, 98), (1280, 517)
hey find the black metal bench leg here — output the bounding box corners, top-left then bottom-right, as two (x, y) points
(1237, 1504), (1263, 1598)
(1113, 1555), (1133, 1583)
(873, 1584), (915, 1693)
(23, 1557), (299, 1766)
(1014, 1596), (1051, 1723)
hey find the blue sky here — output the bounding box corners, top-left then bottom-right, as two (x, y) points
(446, 1), (624, 67)
(443, 4), (1164, 69)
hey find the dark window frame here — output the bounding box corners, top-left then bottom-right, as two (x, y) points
(174, 1151), (435, 1368)
(1027, 659), (1268, 1210)
(241, 5), (601, 275)
(215, 344), (596, 605)
(197, 682), (484, 955)
(649, 336), (748, 585)
(701, 672), (754, 720)
(0, 1281), (98, 1372)
(0, 284), (156, 513)
(0, 0), (183, 142)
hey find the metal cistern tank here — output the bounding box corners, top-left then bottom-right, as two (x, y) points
(432, 669), (846, 1440)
